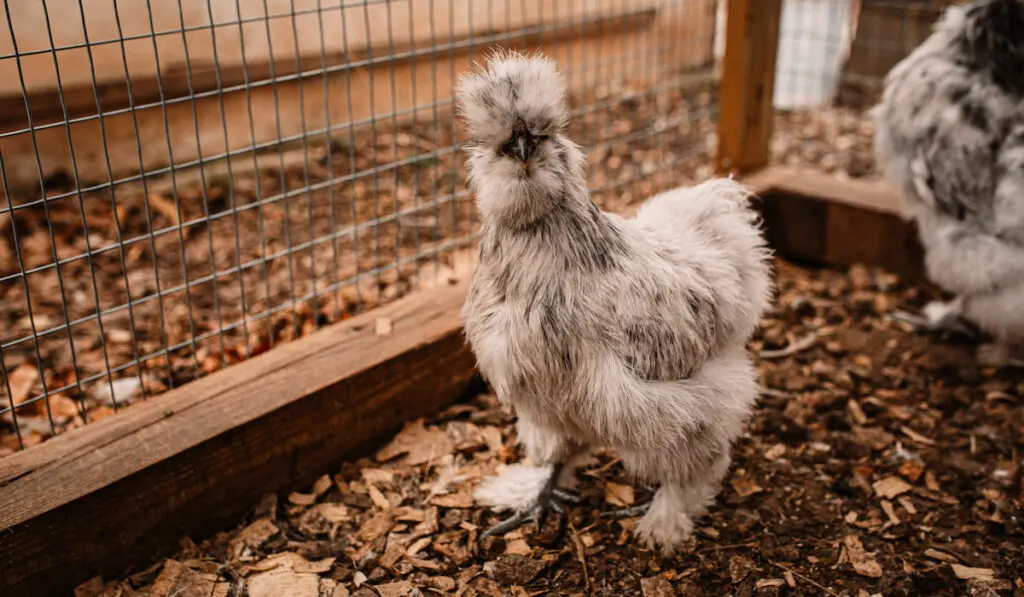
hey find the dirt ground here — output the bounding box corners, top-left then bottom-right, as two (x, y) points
(0, 74), (877, 453)
(78, 258), (1024, 597)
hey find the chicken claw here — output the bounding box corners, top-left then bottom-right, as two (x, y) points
(602, 502), (651, 519)
(480, 465), (581, 538)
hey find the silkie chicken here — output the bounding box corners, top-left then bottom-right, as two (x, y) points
(872, 0), (1024, 367)
(455, 49), (773, 554)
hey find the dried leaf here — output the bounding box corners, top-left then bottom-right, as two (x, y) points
(844, 536), (882, 578)
(604, 482), (635, 507)
(873, 476), (912, 499)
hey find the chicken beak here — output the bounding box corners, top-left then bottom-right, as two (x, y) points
(514, 136), (531, 166)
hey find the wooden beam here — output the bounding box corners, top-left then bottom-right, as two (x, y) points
(715, 0), (783, 175)
(0, 279), (477, 597)
(752, 166), (926, 281)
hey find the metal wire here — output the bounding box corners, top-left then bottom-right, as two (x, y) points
(0, 0), (717, 452)
(770, 0), (959, 178)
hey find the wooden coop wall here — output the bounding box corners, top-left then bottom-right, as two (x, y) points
(0, 0), (716, 192)
(835, 0), (966, 108)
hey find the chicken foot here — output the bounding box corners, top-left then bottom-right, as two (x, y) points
(480, 463), (583, 538)
(891, 298), (977, 338)
(601, 484), (658, 519)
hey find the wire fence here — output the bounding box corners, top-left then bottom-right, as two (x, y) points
(0, 0), (719, 452)
(769, 0), (961, 179)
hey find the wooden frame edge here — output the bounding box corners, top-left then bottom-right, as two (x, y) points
(0, 278), (478, 596)
(748, 165), (925, 280)
(0, 165), (922, 595)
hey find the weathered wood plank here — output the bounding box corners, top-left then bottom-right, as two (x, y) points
(715, 0), (783, 175)
(0, 278), (477, 597)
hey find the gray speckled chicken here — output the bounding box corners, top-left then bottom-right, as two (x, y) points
(873, 0), (1024, 367)
(455, 50), (773, 554)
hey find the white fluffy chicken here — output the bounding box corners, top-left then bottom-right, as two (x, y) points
(873, 0), (1024, 367)
(456, 50), (773, 554)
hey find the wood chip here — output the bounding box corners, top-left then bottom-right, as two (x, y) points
(357, 511), (395, 542)
(230, 518), (279, 558)
(763, 443), (787, 461)
(880, 500), (900, 525)
(310, 503), (349, 523)
(288, 492), (317, 506)
(923, 548), (959, 564)
(480, 426), (504, 454)
(6, 363), (39, 407)
(640, 576), (676, 596)
(897, 496), (917, 515)
(847, 399), (868, 426)
(147, 560), (229, 597)
(361, 468), (395, 485)
(312, 475), (333, 496)
(376, 419), (455, 465)
(755, 578), (786, 589)
(147, 193), (181, 225)
(730, 475), (764, 498)
(952, 564), (996, 582)
(428, 483), (474, 509)
(897, 459), (925, 483)
(604, 482), (635, 507)
(843, 536), (882, 578)
(247, 566), (319, 597)
(504, 539), (533, 556)
(873, 476), (912, 499)
(368, 483), (391, 509)
(376, 581), (416, 597)
(900, 425), (936, 446)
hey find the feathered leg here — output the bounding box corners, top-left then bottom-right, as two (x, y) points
(474, 415), (583, 537)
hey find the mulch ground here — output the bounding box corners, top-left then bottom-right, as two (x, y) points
(78, 258), (1024, 597)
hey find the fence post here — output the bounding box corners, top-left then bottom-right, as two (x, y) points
(714, 0), (783, 175)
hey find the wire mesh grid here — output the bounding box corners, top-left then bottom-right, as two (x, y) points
(769, 0), (964, 179)
(0, 0), (719, 452)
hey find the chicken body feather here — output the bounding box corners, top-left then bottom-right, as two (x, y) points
(873, 0), (1024, 364)
(456, 50), (772, 553)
